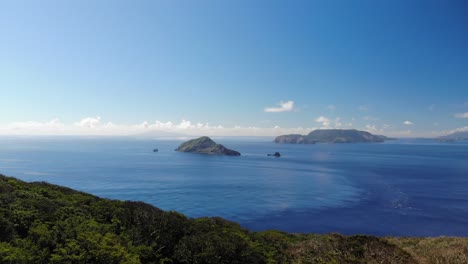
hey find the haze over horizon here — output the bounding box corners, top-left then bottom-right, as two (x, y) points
(1, 0), (467, 137)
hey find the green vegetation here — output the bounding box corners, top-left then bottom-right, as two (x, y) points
(274, 134), (317, 144)
(175, 136), (241, 156)
(386, 237), (468, 264)
(0, 174), (466, 263)
(274, 129), (388, 144)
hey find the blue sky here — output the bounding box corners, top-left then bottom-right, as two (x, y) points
(0, 0), (467, 136)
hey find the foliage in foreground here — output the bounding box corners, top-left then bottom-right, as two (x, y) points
(385, 237), (468, 264)
(0, 174), (465, 263)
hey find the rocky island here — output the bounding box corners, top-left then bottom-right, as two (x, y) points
(175, 136), (241, 156)
(267, 152), (281, 157)
(275, 129), (389, 144)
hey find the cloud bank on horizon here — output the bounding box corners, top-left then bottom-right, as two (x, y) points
(0, 117), (316, 137)
(1, 115), (466, 138)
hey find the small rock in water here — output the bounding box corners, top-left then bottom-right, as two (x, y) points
(267, 152), (281, 157)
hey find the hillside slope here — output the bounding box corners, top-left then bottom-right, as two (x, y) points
(0, 174), (465, 263)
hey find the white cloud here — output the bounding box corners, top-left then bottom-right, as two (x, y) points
(363, 116), (379, 121)
(454, 112), (468, 118)
(74, 116), (102, 128)
(315, 116), (330, 128)
(443, 126), (468, 135)
(8, 119), (65, 131)
(314, 116), (345, 128)
(334, 117), (342, 127)
(150, 121), (174, 129)
(358, 105), (368, 111)
(327, 105), (336, 111)
(365, 124), (377, 132)
(365, 124), (388, 134)
(176, 120), (193, 129)
(403, 120), (414, 125)
(264, 100), (294, 113)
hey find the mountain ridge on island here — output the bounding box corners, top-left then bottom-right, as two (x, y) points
(436, 130), (468, 142)
(275, 129), (390, 144)
(175, 136), (241, 156)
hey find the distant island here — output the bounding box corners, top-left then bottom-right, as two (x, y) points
(175, 136), (241, 156)
(274, 129), (390, 144)
(437, 131), (468, 142)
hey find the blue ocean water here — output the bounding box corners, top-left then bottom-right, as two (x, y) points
(0, 136), (467, 236)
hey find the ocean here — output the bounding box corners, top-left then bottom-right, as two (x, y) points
(0, 136), (467, 236)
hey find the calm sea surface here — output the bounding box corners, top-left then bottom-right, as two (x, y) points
(0, 136), (467, 236)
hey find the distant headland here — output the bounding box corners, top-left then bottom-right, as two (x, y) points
(175, 136), (241, 156)
(436, 131), (468, 142)
(274, 129), (391, 144)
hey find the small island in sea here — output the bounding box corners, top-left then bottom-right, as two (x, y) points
(274, 129), (390, 144)
(175, 136), (241, 156)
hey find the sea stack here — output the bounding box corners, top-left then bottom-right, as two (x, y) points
(267, 152), (281, 157)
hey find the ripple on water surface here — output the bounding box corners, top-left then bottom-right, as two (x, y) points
(1, 137), (467, 236)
